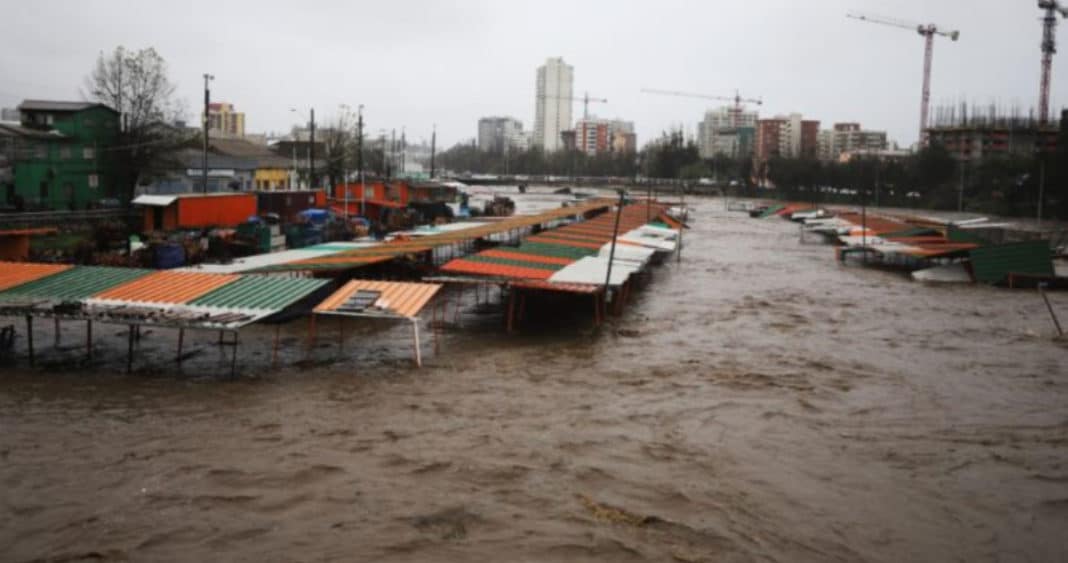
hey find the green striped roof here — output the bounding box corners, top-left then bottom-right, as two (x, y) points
(511, 242), (599, 260)
(0, 266), (152, 301)
(191, 275), (330, 310)
(758, 205), (785, 218)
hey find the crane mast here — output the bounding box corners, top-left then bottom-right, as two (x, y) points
(847, 12), (959, 146)
(1038, 0), (1068, 124)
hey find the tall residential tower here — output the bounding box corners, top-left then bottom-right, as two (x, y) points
(534, 57), (573, 152)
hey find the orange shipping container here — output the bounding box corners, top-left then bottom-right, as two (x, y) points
(178, 193), (257, 228)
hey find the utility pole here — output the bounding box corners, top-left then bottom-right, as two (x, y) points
(358, 105), (365, 217)
(400, 127), (406, 176)
(202, 73), (214, 193)
(309, 108), (316, 188)
(356, 105), (364, 179)
(389, 129), (396, 179)
(958, 139), (966, 212)
(603, 189), (626, 297)
(430, 124), (437, 179)
(1038, 155), (1046, 227)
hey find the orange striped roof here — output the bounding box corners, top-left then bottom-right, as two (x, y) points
(315, 279), (441, 318)
(94, 271), (240, 304)
(440, 259), (555, 280)
(0, 262), (72, 292)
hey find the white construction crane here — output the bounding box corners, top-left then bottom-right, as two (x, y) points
(538, 91), (607, 120)
(641, 88), (763, 128)
(1038, 1), (1068, 124)
(847, 12), (959, 146)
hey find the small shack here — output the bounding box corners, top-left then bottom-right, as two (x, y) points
(133, 192), (257, 232)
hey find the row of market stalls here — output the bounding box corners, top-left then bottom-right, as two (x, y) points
(1, 197), (684, 374)
(738, 201), (1059, 286)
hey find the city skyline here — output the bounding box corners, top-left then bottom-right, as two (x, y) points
(0, 0), (1065, 150)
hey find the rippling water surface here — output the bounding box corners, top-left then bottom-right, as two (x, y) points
(2, 196), (1067, 562)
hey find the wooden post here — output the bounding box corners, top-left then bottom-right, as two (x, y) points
(517, 291), (527, 323)
(592, 293), (601, 327)
(86, 319), (93, 361)
(54, 318), (60, 347)
(337, 316), (344, 357)
(229, 332), (239, 378)
(506, 289), (516, 333)
(176, 328), (185, 364)
(306, 315), (317, 358)
(411, 319), (422, 367)
(272, 324), (281, 367)
(25, 315), (34, 366)
(126, 325), (135, 374)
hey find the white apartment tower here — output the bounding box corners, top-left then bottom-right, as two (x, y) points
(534, 57), (574, 152)
(697, 106), (758, 158)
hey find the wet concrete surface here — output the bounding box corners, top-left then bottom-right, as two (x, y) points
(2, 196), (1067, 562)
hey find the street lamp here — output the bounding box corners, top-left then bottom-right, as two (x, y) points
(339, 104), (352, 219)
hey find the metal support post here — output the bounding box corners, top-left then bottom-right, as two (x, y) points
(1039, 283), (1063, 337)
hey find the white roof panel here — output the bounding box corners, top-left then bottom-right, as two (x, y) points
(131, 195), (177, 207)
(549, 256), (641, 287)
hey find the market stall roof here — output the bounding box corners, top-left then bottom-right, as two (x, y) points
(249, 198), (613, 274)
(0, 262), (72, 292)
(0, 266), (152, 301)
(548, 256), (642, 287)
(314, 279), (442, 319)
(190, 275), (329, 310)
(93, 271), (240, 304)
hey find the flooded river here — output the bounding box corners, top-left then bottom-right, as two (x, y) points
(2, 196), (1066, 562)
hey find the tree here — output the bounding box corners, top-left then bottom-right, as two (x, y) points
(83, 46), (187, 203)
(320, 111), (358, 189)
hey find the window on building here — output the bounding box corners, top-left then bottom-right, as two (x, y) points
(59, 146), (71, 159)
(39, 181), (48, 199)
(83, 147), (95, 160)
(88, 174), (99, 188)
(34, 145), (46, 159)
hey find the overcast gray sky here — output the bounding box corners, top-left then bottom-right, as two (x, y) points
(0, 0), (1063, 150)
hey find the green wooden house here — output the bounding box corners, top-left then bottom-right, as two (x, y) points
(1, 100), (120, 210)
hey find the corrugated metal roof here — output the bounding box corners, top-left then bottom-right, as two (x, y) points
(463, 254), (564, 271)
(253, 199), (614, 273)
(18, 100), (117, 113)
(970, 240), (1053, 284)
(549, 256), (641, 287)
(94, 271), (240, 304)
(315, 279), (442, 319)
(0, 266), (152, 301)
(440, 259), (556, 280)
(0, 262), (72, 292)
(191, 275), (329, 310)
(481, 249), (574, 265)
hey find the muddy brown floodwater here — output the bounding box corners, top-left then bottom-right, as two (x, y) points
(2, 196), (1067, 562)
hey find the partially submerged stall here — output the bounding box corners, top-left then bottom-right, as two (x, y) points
(0, 264), (330, 375)
(312, 280), (442, 366)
